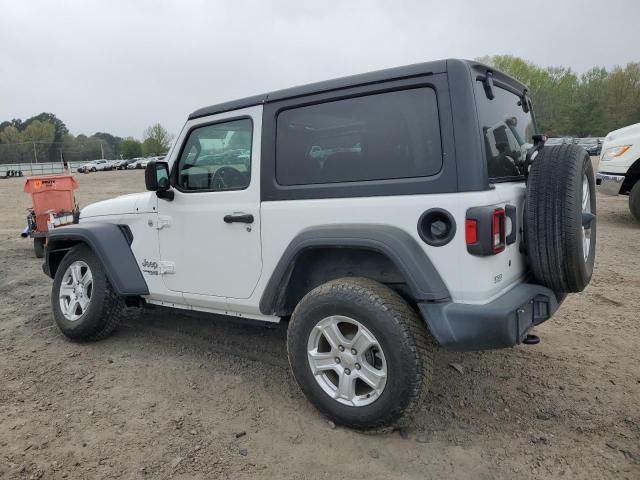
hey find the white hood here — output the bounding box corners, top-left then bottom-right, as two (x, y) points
(80, 192), (156, 219)
(604, 122), (640, 145)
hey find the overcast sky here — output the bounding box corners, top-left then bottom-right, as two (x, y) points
(1, 0), (638, 138)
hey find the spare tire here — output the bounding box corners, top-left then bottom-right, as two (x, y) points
(525, 144), (596, 292)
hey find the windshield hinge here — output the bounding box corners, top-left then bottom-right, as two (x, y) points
(158, 261), (175, 275)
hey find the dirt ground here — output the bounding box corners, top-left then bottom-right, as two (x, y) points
(0, 169), (638, 480)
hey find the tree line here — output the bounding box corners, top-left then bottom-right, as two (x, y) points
(2, 56), (639, 164)
(479, 55), (640, 137)
(0, 113), (174, 164)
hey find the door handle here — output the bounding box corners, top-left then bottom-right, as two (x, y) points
(223, 213), (254, 224)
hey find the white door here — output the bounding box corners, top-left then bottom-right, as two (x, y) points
(157, 107), (262, 301)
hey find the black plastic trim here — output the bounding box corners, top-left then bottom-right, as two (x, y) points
(223, 213), (254, 224)
(189, 94), (266, 120)
(43, 222), (149, 296)
(445, 59), (491, 193)
(418, 283), (563, 351)
(505, 204), (517, 245)
(259, 224), (450, 315)
(118, 224), (134, 245)
(188, 60), (447, 120)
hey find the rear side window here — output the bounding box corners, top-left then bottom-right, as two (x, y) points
(474, 81), (536, 181)
(275, 88), (442, 185)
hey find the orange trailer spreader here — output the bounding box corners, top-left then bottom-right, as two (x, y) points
(23, 175), (79, 257)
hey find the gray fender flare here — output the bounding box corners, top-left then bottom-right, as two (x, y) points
(259, 224), (450, 315)
(44, 222), (149, 296)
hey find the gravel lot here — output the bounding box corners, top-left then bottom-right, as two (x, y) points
(0, 169), (638, 479)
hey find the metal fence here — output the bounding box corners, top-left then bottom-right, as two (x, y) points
(0, 141), (119, 167)
(0, 161), (87, 177)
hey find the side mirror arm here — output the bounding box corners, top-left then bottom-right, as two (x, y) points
(156, 189), (174, 201)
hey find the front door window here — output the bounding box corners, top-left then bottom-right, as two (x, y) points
(176, 118), (252, 191)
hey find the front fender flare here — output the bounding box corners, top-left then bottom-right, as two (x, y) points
(44, 222), (149, 296)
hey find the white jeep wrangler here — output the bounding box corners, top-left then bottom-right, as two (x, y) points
(43, 59), (596, 430)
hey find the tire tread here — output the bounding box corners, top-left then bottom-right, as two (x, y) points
(526, 144), (596, 292)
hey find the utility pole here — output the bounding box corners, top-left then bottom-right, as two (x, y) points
(100, 142), (105, 160)
(33, 142), (37, 163)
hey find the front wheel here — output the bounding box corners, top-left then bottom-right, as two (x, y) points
(34, 237), (45, 258)
(287, 277), (433, 430)
(52, 245), (127, 341)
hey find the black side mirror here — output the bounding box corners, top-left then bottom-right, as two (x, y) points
(145, 160), (173, 200)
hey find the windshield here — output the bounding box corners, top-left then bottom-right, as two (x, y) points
(474, 81), (536, 181)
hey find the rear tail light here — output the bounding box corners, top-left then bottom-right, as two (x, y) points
(465, 205), (510, 256)
(491, 208), (506, 254)
(465, 219), (478, 245)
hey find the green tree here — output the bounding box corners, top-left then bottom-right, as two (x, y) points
(22, 120), (55, 162)
(604, 63), (640, 133)
(121, 137), (143, 159)
(0, 125), (22, 144)
(0, 125), (28, 163)
(22, 120), (55, 144)
(93, 132), (123, 159)
(142, 123), (173, 156)
(22, 113), (68, 162)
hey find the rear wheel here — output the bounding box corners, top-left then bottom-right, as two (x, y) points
(33, 237), (45, 258)
(287, 277), (433, 430)
(525, 144), (596, 292)
(52, 245), (126, 341)
(629, 181), (640, 222)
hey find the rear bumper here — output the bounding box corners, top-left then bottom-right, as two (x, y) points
(596, 172), (625, 196)
(418, 283), (565, 351)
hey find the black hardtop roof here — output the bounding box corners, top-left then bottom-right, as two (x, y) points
(188, 58), (527, 120)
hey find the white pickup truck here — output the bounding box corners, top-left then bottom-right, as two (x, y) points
(596, 122), (640, 221)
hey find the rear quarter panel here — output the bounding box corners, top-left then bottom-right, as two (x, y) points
(256, 183), (526, 305)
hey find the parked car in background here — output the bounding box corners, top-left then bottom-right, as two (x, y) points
(126, 158), (148, 169)
(115, 159), (136, 170)
(575, 138), (602, 156)
(597, 122), (640, 221)
(95, 160), (112, 171)
(77, 159), (111, 173)
(545, 137), (572, 146)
